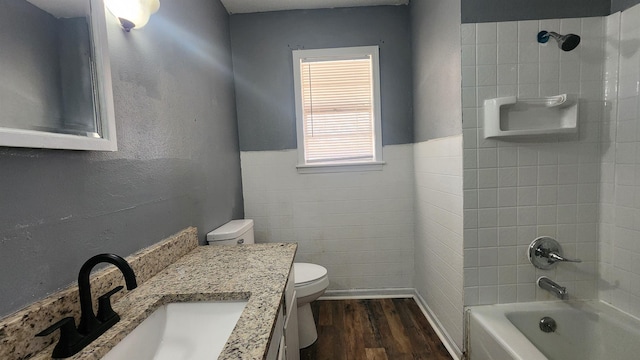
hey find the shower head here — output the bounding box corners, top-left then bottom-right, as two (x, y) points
(537, 31), (581, 51)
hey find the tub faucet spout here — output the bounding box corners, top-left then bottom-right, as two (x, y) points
(538, 276), (567, 299)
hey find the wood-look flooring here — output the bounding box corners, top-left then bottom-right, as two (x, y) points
(299, 298), (453, 360)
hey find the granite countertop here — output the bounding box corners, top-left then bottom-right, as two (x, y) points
(33, 243), (297, 360)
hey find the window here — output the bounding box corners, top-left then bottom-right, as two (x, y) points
(292, 46), (383, 173)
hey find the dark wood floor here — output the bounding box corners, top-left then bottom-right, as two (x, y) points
(299, 298), (453, 360)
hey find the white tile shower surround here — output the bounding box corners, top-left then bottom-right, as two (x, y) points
(462, 16), (606, 306)
(240, 144), (415, 290)
(599, 4), (640, 319)
(414, 135), (464, 352)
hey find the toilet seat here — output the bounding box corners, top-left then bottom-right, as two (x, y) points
(294, 263), (327, 285)
(294, 263), (329, 300)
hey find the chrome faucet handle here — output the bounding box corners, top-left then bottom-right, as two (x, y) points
(529, 236), (582, 269)
(546, 251), (581, 263)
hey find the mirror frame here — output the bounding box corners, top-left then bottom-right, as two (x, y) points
(0, 0), (117, 151)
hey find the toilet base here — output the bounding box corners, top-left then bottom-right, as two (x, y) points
(297, 303), (317, 349)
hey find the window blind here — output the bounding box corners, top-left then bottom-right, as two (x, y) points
(300, 57), (375, 164)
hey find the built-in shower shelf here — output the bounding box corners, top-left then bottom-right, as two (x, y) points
(483, 94), (578, 139)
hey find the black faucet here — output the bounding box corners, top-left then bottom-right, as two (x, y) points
(36, 254), (137, 358)
(77, 254), (137, 334)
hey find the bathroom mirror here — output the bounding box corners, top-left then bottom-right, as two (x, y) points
(0, 0), (117, 151)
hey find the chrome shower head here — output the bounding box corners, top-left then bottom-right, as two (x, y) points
(537, 31), (581, 51)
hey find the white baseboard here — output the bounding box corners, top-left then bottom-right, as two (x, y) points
(318, 288), (464, 360)
(412, 291), (464, 360)
(321, 288), (415, 299)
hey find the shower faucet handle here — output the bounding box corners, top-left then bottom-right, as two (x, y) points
(528, 237), (582, 269)
(546, 251), (581, 264)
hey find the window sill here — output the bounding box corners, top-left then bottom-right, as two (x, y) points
(296, 161), (385, 174)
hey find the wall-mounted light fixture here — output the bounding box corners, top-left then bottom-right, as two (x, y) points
(105, 0), (160, 32)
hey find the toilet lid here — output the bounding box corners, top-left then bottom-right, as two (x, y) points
(294, 263), (327, 285)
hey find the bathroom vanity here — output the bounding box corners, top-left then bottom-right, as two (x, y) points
(16, 233), (297, 360)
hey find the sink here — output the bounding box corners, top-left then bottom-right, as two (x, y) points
(102, 301), (248, 360)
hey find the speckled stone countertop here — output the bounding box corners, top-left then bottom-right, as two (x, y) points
(33, 243), (297, 360)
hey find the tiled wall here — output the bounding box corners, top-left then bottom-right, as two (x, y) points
(598, 10), (620, 314)
(241, 145), (415, 290)
(414, 135), (464, 353)
(461, 17), (606, 305)
(600, 4), (640, 317)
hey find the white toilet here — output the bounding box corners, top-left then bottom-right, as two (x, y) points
(292, 262), (329, 348)
(207, 219), (329, 349)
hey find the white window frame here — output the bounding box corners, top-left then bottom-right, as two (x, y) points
(292, 46), (384, 174)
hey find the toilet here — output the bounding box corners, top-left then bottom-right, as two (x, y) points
(207, 219), (329, 349)
(292, 262), (329, 348)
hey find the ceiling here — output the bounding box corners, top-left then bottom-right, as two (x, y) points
(26, 0), (87, 18)
(26, 0), (407, 18)
(219, 0), (409, 14)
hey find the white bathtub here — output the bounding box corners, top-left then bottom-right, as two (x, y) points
(466, 300), (640, 360)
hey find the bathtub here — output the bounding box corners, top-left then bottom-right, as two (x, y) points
(466, 300), (640, 360)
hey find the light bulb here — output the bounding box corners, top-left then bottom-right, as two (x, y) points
(105, 0), (160, 31)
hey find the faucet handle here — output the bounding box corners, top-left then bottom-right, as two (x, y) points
(36, 317), (84, 358)
(529, 236), (581, 269)
(547, 252), (582, 263)
(96, 286), (123, 323)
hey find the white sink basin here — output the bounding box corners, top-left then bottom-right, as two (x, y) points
(102, 301), (248, 360)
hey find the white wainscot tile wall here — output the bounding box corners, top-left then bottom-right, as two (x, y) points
(414, 135), (464, 352)
(241, 144), (415, 290)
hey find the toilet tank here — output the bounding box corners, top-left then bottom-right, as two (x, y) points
(206, 219), (254, 245)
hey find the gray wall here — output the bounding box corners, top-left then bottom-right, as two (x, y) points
(0, 0), (62, 130)
(411, 0), (462, 142)
(612, 0), (640, 12)
(461, 0), (610, 23)
(0, 0), (243, 318)
(230, 6), (413, 151)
